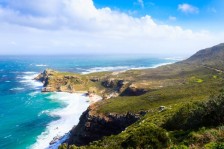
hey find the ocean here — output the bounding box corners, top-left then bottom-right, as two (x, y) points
(0, 55), (179, 149)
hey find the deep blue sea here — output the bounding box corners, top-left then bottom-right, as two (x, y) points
(0, 55), (179, 149)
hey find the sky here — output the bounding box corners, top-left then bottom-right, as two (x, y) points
(0, 0), (223, 56)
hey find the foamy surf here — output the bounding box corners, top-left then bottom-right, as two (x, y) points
(30, 92), (90, 149)
(36, 64), (48, 67)
(81, 62), (176, 74)
(81, 66), (130, 74)
(10, 87), (24, 91)
(18, 73), (43, 89)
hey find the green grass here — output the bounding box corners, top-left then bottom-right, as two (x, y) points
(65, 91), (224, 149)
(97, 73), (223, 114)
(88, 65), (223, 115)
(50, 63), (224, 149)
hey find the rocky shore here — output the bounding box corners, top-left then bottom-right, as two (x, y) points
(33, 43), (224, 148)
(34, 68), (151, 147)
(68, 105), (146, 146)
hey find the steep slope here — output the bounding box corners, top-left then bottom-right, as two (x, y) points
(34, 43), (224, 148)
(58, 43), (224, 148)
(183, 43), (224, 70)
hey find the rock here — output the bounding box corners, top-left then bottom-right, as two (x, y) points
(35, 69), (87, 93)
(41, 86), (55, 92)
(158, 106), (166, 112)
(117, 80), (129, 93)
(87, 87), (97, 97)
(102, 78), (115, 88)
(121, 84), (148, 96)
(90, 77), (100, 82)
(68, 109), (141, 146)
(117, 80), (128, 87)
(34, 69), (55, 83)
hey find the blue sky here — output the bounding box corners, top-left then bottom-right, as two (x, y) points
(0, 0), (223, 55)
(94, 0), (223, 31)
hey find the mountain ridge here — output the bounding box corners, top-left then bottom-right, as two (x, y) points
(35, 43), (224, 148)
(183, 43), (224, 70)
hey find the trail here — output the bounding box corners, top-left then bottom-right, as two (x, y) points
(203, 65), (224, 74)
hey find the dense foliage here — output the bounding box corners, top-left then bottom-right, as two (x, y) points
(164, 90), (224, 130)
(65, 90), (224, 149)
(58, 43), (224, 148)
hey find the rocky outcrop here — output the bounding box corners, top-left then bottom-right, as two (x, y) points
(34, 69), (55, 83)
(68, 106), (145, 146)
(34, 69), (87, 93)
(117, 80), (129, 93)
(102, 78), (116, 88)
(35, 69), (148, 98)
(121, 84), (148, 96)
(90, 77), (100, 82)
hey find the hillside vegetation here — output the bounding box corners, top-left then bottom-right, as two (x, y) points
(60, 89), (224, 149)
(47, 43), (224, 148)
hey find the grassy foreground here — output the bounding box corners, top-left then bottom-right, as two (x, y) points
(58, 64), (224, 148)
(60, 91), (224, 149)
(57, 44), (224, 148)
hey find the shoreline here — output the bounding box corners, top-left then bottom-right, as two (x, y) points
(81, 61), (177, 75)
(30, 92), (96, 149)
(28, 71), (103, 149)
(30, 60), (177, 148)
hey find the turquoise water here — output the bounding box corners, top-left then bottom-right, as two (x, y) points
(0, 55), (179, 149)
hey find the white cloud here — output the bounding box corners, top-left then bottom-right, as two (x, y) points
(178, 3), (199, 14)
(0, 0), (222, 55)
(169, 16), (176, 21)
(138, 0), (144, 8)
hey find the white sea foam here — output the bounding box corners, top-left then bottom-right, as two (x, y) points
(30, 92), (90, 149)
(4, 135), (12, 139)
(10, 87), (24, 91)
(81, 66), (130, 74)
(150, 62), (174, 68)
(29, 91), (39, 97)
(81, 62), (176, 74)
(23, 71), (37, 74)
(38, 110), (51, 117)
(36, 64), (48, 67)
(18, 73), (43, 89)
(164, 57), (184, 61)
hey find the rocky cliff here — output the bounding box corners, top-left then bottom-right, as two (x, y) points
(68, 104), (146, 146)
(52, 43), (224, 148)
(35, 69), (150, 98)
(35, 69), (88, 92)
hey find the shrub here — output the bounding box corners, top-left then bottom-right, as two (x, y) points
(121, 123), (171, 149)
(164, 90), (224, 130)
(205, 142), (224, 149)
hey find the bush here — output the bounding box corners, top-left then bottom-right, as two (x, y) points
(170, 145), (188, 149)
(205, 142), (224, 149)
(121, 123), (171, 149)
(164, 91), (224, 131)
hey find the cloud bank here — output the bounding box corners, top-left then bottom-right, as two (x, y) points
(0, 0), (222, 55)
(178, 3), (199, 14)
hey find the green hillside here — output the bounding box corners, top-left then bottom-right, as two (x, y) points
(57, 43), (224, 149)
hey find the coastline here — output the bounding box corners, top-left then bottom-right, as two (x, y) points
(30, 92), (102, 149)
(29, 72), (103, 149)
(30, 60), (177, 149)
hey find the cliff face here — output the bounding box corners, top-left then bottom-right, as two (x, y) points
(35, 69), (89, 93)
(35, 69), (149, 98)
(68, 105), (145, 146)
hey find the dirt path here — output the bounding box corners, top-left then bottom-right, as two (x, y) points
(203, 65), (224, 73)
